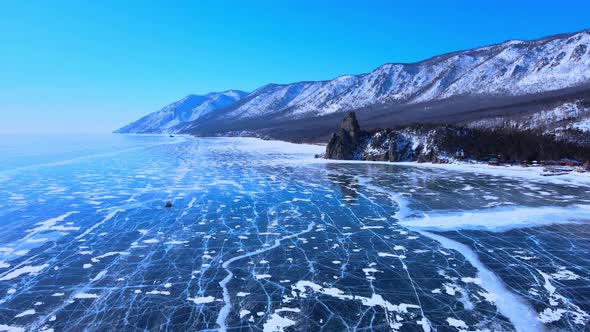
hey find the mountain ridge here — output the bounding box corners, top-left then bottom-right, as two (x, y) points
(115, 90), (247, 134)
(116, 29), (590, 141)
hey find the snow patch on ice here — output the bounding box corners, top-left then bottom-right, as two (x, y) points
(187, 296), (215, 304)
(399, 205), (590, 232)
(14, 309), (35, 318)
(74, 293), (99, 299)
(0, 264), (49, 281)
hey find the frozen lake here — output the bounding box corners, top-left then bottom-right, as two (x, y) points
(0, 135), (589, 331)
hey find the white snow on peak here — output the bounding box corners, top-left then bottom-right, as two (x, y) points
(115, 90), (248, 134)
(224, 31), (590, 121)
(118, 30), (590, 133)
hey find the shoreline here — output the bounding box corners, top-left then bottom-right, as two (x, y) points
(311, 158), (590, 185)
(393, 161), (590, 185)
(121, 135), (590, 186)
(245, 136), (590, 185)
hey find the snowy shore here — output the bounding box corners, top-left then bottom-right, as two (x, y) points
(393, 161), (590, 185)
(314, 158), (590, 185)
(266, 139), (590, 186)
(198, 137), (590, 186)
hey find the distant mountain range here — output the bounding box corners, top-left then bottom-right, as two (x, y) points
(116, 30), (590, 142)
(115, 90), (247, 134)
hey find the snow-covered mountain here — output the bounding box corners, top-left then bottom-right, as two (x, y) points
(115, 90), (247, 133)
(184, 30), (589, 124)
(118, 30), (590, 141)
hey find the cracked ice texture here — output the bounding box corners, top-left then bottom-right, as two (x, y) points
(0, 135), (588, 331)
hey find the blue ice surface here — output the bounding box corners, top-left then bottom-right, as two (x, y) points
(0, 134), (589, 331)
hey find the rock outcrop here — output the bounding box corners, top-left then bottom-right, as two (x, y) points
(325, 114), (590, 163)
(325, 112), (366, 160)
(325, 113), (457, 162)
(360, 126), (465, 163)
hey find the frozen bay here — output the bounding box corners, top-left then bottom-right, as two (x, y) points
(0, 135), (589, 331)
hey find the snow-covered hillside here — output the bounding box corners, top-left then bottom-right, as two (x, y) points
(115, 90), (247, 134)
(467, 100), (590, 132)
(117, 30), (590, 139)
(204, 30), (590, 122)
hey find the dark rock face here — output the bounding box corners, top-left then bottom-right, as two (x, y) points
(360, 128), (438, 163)
(340, 112), (362, 142)
(325, 112), (365, 160)
(325, 112), (590, 163)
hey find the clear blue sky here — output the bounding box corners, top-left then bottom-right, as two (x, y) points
(1, 0), (588, 134)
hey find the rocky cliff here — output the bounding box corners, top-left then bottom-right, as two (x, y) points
(325, 113), (590, 163)
(325, 113), (365, 159)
